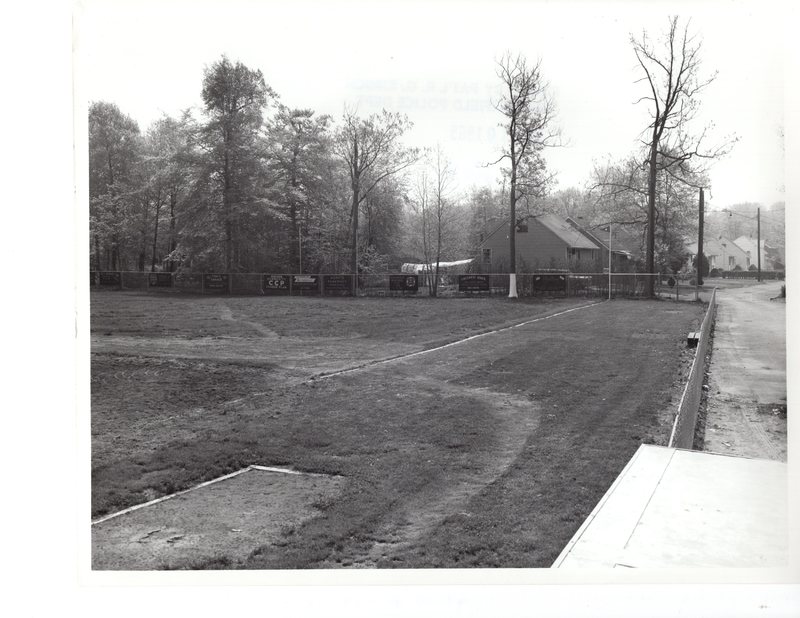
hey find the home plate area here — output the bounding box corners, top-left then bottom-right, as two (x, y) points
(92, 466), (345, 570)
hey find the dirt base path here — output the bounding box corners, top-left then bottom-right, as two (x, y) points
(702, 281), (787, 460)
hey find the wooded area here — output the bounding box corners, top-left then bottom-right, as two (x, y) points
(89, 19), (784, 285)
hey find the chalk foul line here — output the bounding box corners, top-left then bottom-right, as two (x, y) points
(313, 300), (605, 381)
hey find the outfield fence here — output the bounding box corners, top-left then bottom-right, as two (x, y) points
(90, 271), (673, 299)
(668, 287), (718, 450)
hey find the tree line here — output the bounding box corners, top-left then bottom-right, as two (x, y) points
(91, 18), (779, 296)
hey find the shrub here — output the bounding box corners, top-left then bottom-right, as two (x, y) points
(692, 254), (710, 277)
(709, 268), (721, 277)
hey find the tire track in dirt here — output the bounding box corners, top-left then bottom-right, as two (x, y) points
(310, 307), (603, 567)
(317, 378), (541, 568)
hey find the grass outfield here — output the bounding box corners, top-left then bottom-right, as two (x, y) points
(90, 292), (704, 568)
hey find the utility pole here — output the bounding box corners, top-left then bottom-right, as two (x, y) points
(697, 188), (704, 287)
(757, 206), (761, 282)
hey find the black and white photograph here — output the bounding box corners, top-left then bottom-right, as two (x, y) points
(7, 0), (798, 615)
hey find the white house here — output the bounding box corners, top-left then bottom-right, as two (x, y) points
(686, 236), (749, 271)
(733, 236), (768, 270)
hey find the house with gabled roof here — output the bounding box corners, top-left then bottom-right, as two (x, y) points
(686, 236), (748, 271)
(564, 218), (639, 272)
(477, 213), (602, 272)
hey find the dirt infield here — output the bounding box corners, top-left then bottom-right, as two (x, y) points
(90, 291), (704, 568)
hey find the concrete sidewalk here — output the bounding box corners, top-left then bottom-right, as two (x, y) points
(702, 280), (787, 461)
(553, 445), (788, 568)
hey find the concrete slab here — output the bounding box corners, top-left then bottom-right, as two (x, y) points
(553, 445), (788, 568)
(92, 467), (345, 570)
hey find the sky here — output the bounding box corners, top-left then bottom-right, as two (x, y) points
(76, 0), (787, 211)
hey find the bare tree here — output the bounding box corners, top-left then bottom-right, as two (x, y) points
(412, 146), (457, 296)
(631, 17), (732, 295)
(492, 53), (559, 297)
(335, 108), (418, 293)
(411, 166), (432, 290)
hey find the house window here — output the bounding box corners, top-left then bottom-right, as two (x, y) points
(728, 256), (736, 268)
(482, 248), (491, 265)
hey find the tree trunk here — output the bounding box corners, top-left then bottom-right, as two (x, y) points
(94, 234), (101, 271)
(508, 172), (518, 298)
(289, 150), (300, 272)
(151, 198), (161, 272)
(350, 135), (360, 295)
(434, 217), (442, 298)
(168, 192), (177, 272)
(645, 138), (658, 297)
(111, 240), (119, 271)
(224, 159), (233, 272)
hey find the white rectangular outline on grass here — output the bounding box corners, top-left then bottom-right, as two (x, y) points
(91, 465), (327, 525)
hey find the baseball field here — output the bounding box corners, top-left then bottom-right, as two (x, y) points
(90, 291), (704, 569)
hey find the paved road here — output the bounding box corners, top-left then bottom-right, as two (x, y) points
(703, 280), (787, 460)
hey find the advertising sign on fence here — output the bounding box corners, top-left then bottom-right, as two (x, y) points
(292, 275), (319, 292)
(263, 274), (290, 294)
(174, 273), (202, 290)
(458, 274), (490, 292)
(148, 272), (173, 287)
(323, 274), (353, 295)
(534, 274), (567, 293)
(389, 274), (419, 292)
(99, 271), (121, 286)
(203, 273), (229, 293)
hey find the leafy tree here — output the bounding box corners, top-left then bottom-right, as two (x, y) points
(541, 187), (592, 221)
(465, 184), (506, 253)
(192, 56), (277, 271)
(268, 106), (332, 272)
(129, 113), (197, 272)
(360, 173), (405, 265)
(492, 53), (559, 296)
(335, 108), (419, 291)
(589, 154), (702, 273)
(89, 101), (142, 270)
